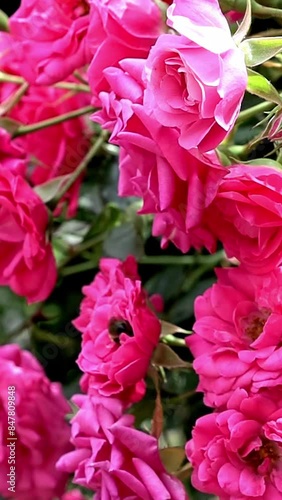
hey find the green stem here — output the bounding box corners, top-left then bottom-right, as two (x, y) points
(0, 72), (90, 93)
(61, 260), (98, 276)
(51, 130), (108, 207)
(54, 82), (91, 93)
(73, 232), (108, 255)
(236, 100), (276, 125)
(73, 71), (88, 85)
(12, 105), (94, 138)
(0, 82), (29, 115)
(57, 232), (108, 271)
(167, 390), (195, 404)
(221, 0), (282, 17)
(0, 72), (24, 84)
(140, 250), (225, 266)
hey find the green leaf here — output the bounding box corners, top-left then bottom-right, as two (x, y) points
(34, 175), (71, 203)
(241, 37), (282, 67)
(145, 266), (185, 302)
(233, 0), (252, 45)
(0, 10), (8, 32)
(245, 158), (282, 169)
(160, 447), (186, 474)
(103, 222), (144, 259)
(160, 320), (189, 337)
(247, 68), (282, 105)
(152, 343), (191, 370)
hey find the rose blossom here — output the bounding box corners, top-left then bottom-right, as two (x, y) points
(186, 389), (282, 499)
(0, 168), (57, 303)
(187, 266), (282, 408)
(0, 344), (71, 500)
(92, 58), (226, 253)
(206, 165), (282, 273)
(144, 0), (247, 152)
(0, 37), (91, 217)
(87, 0), (165, 99)
(74, 256), (162, 403)
(57, 393), (189, 499)
(8, 0), (92, 84)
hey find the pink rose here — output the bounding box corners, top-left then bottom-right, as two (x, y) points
(57, 393), (189, 499)
(0, 168), (57, 303)
(207, 165), (282, 273)
(117, 106), (225, 253)
(74, 256), (161, 403)
(144, 0), (247, 152)
(92, 58), (226, 253)
(87, 0), (164, 98)
(187, 266), (282, 408)
(8, 0), (92, 84)
(186, 389), (282, 499)
(0, 344), (71, 500)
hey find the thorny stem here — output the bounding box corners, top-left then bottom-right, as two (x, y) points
(57, 232), (108, 270)
(51, 130), (108, 207)
(0, 72), (90, 93)
(60, 260), (98, 276)
(12, 105), (94, 138)
(0, 82), (29, 116)
(237, 100), (277, 125)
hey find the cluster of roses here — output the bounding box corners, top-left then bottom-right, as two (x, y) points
(2, 0), (282, 308)
(186, 267), (282, 498)
(57, 256), (188, 498)
(1, 0), (282, 498)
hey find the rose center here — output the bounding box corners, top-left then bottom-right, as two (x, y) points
(108, 317), (134, 344)
(246, 439), (279, 473)
(243, 308), (271, 342)
(58, 0), (90, 19)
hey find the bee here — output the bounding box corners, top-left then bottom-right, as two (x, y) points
(108, 317), (134, 344)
